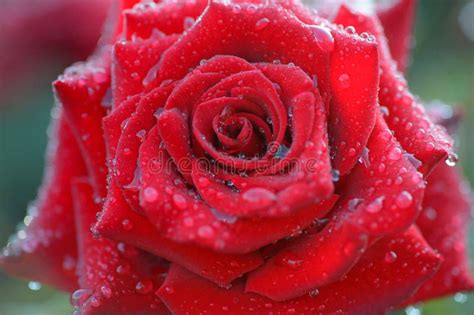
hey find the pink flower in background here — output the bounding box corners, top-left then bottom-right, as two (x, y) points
(0, 0), (112, 96)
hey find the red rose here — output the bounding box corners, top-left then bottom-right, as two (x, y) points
(1, 1), (472, 314)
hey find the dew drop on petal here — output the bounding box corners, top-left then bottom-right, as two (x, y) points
(338, 73), (351, 89)
(71, 289), (93, 307)
(366, 196), (384, 213)
(388, 147), (402, 161)
(446, 153), (458, 167)
(384, 251), (398, 263)
(121, 219), (133, 231)
(100, 285), (113, 299)
(255, 18), (270, 31)
(143, 186), (158, 203)
(172, 193), (188, 210)
(309, 289), (320, 297)
(396, 191), (413, 209)
(309, 25), (334, 53)
(276, 251), (304, 269)
(135, 280), (154, 295)
(197, 225), (215, 239)
(242, 188), (276, 207)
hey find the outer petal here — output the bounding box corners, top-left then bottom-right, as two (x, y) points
(71, 179), (168, 315)
(329, 23), (379, 176)
(406, 163), (474, 304)
(158, 226), (441, 314)
(376, 0), (416, 73)
(0, 112), (85, 292)
(112, 36), (177, 107)
(54, 57), (110, 197)
(245, 116), (425, 300)
(334, 5), (453, 176)
(95, 181), (264, 286)
(123, 0), (207, 40)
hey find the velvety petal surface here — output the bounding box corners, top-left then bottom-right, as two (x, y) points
(0, 113), (84, 292)
(406, 163), (474, 304)
(158, 226), (441, 314)
(334, 5), (453, 176)
(376, 0), (416, 72)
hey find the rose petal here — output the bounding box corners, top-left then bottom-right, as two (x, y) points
(114, 83), (175, 210)
(54, 58), (110, 197)
(158, 226), (441, 313)
(139, 126), (337, 252)
(405, 163), (474, 304)
(0, 113), (84, 292)
(154, 2), (331, 100)
(112, 36), (177, 107)
(95, 181), (263, 286)
(124, 0), (207, 40)
(334, 5), (453, 176)
(246, 115), (425, 300)
(72, 179), (168, 314)
(376, 0), (416, 73)
(328, 26), (379, 176)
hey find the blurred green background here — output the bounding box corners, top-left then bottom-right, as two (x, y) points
(0, 0), (473, 314)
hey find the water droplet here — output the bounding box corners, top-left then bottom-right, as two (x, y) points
(348, 198), (363, 211)
(136, 129), (146, 141)
(143, 187), (158, 203)
(308, 289), (320, 297)
(242, 188), (276, 207)
(121, 219), (133, 231)
(446, 153), (458, 167)
(71, 289), (92, 307)
(405, 306), (421, 315)
(183, 17), (195, 30)
(396, 191), (413, 209)
(255, 18), (270, 31)
(359, 147), (370, 168)
(331, 169), (340, 182)
(100, 285), (113, 299)
(388, 147), (402, 161)
(309, 25), (334, 53)
(232, 4), (241, 14)
(276, 251), (304, 269)
(210, 208), (237, 224)
(345, 26), (356, 34)
(62, 255), (76, 271)
(380, 106), (390, 116)
(424, 207), (437, 221)
(338, 73), (351, 89)
(247, 4), (257, 14)
(366, 197), (384, 213)
(135, 280), (153, 295)
(453, 292), (468, 303)
(197, 225), (215, 239)
(172, 193), (188, 210)
(28, 281), (42, 291)
(384, 251), (397, 263)
(116, 263), (131, 275)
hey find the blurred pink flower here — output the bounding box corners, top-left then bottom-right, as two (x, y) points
(0, 0), (112, 98)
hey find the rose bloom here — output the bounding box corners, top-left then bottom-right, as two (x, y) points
(1, 0), (473, 314)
